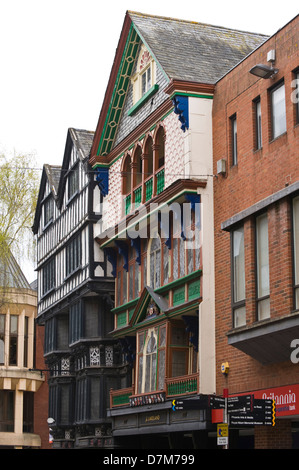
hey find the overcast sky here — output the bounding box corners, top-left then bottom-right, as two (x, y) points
(0, 0), (297, 281)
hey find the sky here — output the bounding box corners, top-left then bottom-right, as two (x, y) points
(0, 0), (297, 281)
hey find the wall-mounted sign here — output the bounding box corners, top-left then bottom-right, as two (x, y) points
(130, 392), (166, 407)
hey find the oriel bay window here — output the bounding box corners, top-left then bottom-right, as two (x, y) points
(136, 321), (197, 394)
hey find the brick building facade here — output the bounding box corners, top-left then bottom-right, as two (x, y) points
(213, 14), (299, 448)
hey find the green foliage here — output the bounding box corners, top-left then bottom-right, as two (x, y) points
(0, 153), (40, 265)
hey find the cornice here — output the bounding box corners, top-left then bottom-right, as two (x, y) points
(164, 79), (215, 98)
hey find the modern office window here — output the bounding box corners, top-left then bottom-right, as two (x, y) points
(256, 213), (270, 320)
(271, 82), (286, 139)
(293, 69), (299, 125)
(232, 226), (246, 327)
(293, 196), (299, 309)
(254, 97), (262, 150)
(230, 115), (237, 165)
(66, 234), (81, 277)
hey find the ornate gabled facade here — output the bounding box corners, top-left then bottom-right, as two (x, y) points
(33, 128), (122, 449)
(90, 11), (267, 448)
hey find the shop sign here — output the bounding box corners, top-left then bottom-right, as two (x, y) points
(234, 384), (299, 417)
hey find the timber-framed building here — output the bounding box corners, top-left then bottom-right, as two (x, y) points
(33, 128), (123, 449)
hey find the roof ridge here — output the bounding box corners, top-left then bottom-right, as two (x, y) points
(128, 10), (268, 37)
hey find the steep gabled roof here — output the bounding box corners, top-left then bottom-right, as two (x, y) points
(32, 128), (94, 234)
(90, 11), (268, 163)
(0, 247), (31, 289)
(129, 11), (268, 84)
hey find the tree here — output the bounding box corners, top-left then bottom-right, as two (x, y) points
(0, 152), (40, 284)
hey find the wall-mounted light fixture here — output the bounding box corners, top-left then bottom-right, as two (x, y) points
(249, 49), (279, 79)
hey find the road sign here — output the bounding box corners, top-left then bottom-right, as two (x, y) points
(227, 395), (253, 413)
(172, 395), (225, 411)
(229, 399), (275, 427)
(217, 423), (229, 446)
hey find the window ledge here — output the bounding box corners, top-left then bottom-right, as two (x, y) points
(128, 84), (159, 116)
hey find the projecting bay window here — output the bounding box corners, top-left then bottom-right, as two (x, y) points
(232, 226), (246, 328)
(256, 213), (270, 320)
(136, 324), (166, 394)
(293, 196), (299, 309)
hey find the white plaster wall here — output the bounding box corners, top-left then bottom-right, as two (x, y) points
(187, 96), (216, 395)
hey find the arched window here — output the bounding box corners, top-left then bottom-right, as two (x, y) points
(153, 126), (165, 196)
(122, 154), (131, 195)
(122, 154), (132, 215)
(155, 126), (165, 170)
(132, 145), (143, 208)
(137, 328), (157, 393)
(148, 236), (161, 289)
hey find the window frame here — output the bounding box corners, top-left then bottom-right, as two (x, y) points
(230, 114), (238, 166)
(292, 195), (299, 310)
(42, 257), (56, 296)
(67, 164), (79, 201)
(253, 96), (262, 150)
(293, 68), (299, 126)
(256, 212), (270, 320)
(65, 233), (82, 278)
(231, 225), (246, 328)
(270, 80), (287, 140)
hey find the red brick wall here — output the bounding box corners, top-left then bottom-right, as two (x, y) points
(213, 15), (299, 397)
(255, 420), (292, 449)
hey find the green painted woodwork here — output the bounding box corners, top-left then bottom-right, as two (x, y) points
(166, 376), (198, 396)
(134, 186), (142, 208)
(156, 168), (164, 195)
(125, 194), (131, 215)
(112, 392), (131, 406)
(117, 311), (127, 328)
(145, 177), (153, 201)
(172, 286), (185, 306)
(188, 279), (200, 301)
(128, 84), (159, 116)
(97, 26), (141, 156)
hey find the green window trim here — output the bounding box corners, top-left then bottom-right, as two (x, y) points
(128, 84), (159, 116)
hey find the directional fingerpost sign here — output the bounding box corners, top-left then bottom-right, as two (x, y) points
(229, 399), (276, 427)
